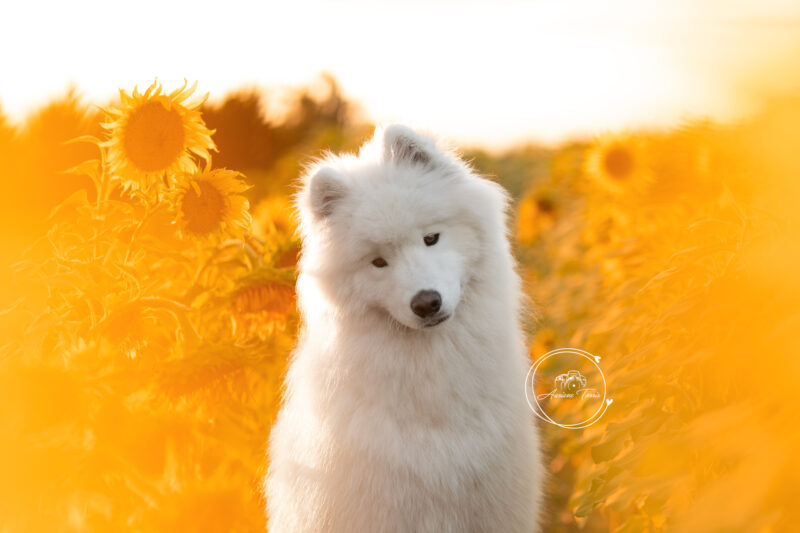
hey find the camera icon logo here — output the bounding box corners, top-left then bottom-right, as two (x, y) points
(555, 370), (588, 396)
(526, 348), (612, 429)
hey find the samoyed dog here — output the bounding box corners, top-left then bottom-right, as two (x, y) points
(266, 125), (543, 532)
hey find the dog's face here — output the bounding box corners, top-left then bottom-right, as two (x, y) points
(297, 125), (487, 330)
(351, 204), (474, 329)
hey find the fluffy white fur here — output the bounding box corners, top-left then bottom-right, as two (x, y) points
(266, 125), (543, 532)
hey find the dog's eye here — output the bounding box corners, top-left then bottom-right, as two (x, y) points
(424, 233), (439, 246)
(372, 257), (388, 268)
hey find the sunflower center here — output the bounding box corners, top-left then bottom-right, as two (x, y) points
(536, 197), (556, 214)
(123, 101), (185, 172)
(181, 181), (226, 235)
(603, 145), (635, 180)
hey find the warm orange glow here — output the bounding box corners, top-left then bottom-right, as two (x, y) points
(2, 4), (800, 531)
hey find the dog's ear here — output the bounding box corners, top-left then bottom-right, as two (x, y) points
(304, 165), (348, 219)
(382, 125), (437, 167)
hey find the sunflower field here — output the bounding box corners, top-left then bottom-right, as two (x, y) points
(0, 80), (798, 532)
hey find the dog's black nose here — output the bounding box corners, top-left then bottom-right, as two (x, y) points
(410, 290), (442, 318)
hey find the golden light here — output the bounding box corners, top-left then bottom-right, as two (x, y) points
(1, 2), (800, 532)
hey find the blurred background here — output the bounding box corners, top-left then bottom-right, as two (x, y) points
(1, 1), (800, 531)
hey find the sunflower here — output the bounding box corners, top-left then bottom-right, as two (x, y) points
(100, 301), (178, 360)
(252, 195), (297, 237)
(251, 196), (300, 267)
(647, 133), (724, 201)
(231, 281), (296, 339)
(102, 80), (215, 191)
(175, 168), (251, 238)
(584, 134), (652, 194)
(517, 192), (557, 244)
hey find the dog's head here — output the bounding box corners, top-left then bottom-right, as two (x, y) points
(296, 125), (508, 331)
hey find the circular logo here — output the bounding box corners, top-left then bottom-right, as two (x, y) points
(525, 348), (613, 429)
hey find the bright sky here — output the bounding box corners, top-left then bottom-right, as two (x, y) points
(2, 0), (800, 148)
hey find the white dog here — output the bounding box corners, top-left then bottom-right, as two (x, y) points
(266, 125), (543, 532)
